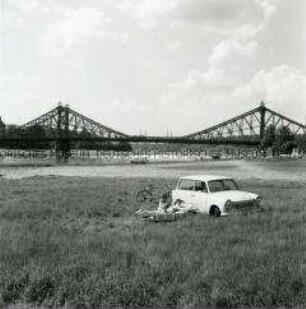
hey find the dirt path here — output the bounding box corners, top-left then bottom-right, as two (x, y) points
(1, 159), (305, 181)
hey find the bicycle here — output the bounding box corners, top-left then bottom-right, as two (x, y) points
(135, 183), (173, 210)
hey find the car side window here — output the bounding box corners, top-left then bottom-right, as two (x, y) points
(223, 179), (239, 190)
(208, 180), (224, 192)
(195, 181), (207, 192)
(179, 179), (195, 191)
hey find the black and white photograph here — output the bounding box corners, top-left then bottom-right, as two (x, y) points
(0, 0), (305, 308)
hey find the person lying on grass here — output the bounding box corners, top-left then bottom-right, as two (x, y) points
(136, 192), (196, 219)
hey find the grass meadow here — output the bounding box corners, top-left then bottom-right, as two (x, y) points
(0, 173), (305, 308)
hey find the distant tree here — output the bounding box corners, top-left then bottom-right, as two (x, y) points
(77, 129), (93, 148)
(262, 124), (276, 150)
(25, 124), (47, 138)
(3, 124), (50, 149)
(262, 125), (297, 155)
(4, 125), (24, 138)
(275, 126), (296, 154)
(295, 134), (306, 153)
(117, 141), (132, 152)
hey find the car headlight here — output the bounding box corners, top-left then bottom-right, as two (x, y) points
(224, 199), (232, 212)
(255, 196), (262, 206)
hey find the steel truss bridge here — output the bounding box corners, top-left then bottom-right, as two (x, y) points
(1, 103), (305, 161)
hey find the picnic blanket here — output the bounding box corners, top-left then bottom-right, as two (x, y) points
(135, 199), (198, 222)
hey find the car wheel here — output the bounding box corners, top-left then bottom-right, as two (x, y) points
(210, 206), (221, 218)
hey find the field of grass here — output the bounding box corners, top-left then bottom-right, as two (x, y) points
(0, 174), (305, 308)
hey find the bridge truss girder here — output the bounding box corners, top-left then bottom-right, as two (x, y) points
(22, 104), (128, 139)
(264, 108), (306, 135)
(185, 104), (306, 142)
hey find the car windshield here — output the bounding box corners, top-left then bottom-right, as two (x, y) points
(208, 179), (239, 192)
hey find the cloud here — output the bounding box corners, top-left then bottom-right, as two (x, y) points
(232, 65), (306, 114)
(184, 0), (277, 86)
(119, 0), (278, 34)
(158, 65), (306, 132)
(111, 97), (136, 112)
(156, 0), (278, 110)
(0, 71), (48, 123)
(120, 32), (130, 44)
(5, 0), (40, 13)
(1, 0), (40, 28)
(118, 0), (177, 29)
(173, 0), (256, 23)
(165, 41), (182, 53)
(158, 39), (259, 109)
(203, 40), (258, 83)
(172, 38), (258, 89)
(255, 0), (277, 18)
(42, 7), (111, 56)
(198, 0), (278, 41)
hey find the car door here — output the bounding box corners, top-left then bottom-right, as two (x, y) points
(192, 180), (209, 213)
(173, 179), (195, 204)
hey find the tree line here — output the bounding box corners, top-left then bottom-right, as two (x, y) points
(261, 124), (306, 155)
(0, 124), (132, 151)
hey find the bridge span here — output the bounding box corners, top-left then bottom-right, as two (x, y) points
(0, 102), (305, 162)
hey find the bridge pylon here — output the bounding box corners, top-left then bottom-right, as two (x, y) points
(21, 102), (129, 162)
(55, 103), (70, 163)
(259, 102), (266, 142)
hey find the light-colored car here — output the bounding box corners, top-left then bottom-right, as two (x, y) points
(172, 175), (262, 217)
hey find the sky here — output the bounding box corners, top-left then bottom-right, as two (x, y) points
(0, 0), (305, 135)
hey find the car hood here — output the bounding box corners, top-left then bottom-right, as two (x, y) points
(210, 190), (256, 202)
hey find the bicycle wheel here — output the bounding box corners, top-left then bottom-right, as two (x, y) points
(136, 189), (155, 206)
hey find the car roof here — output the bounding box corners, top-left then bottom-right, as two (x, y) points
(179, 175), (231, 182)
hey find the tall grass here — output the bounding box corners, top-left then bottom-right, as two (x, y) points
(0, 176), (305, 308)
